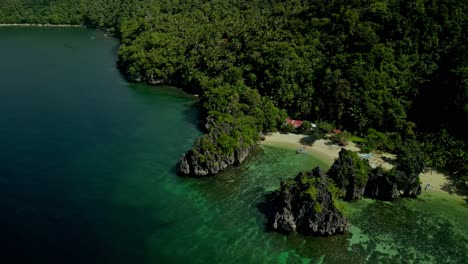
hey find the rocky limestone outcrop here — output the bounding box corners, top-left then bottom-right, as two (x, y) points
(327, 149), (371, 200)
(177, 144), (254, 176)
(402, 183), (422, 197)
(364, 167), (400, 200)
(270, 168), (349, 236)
(365, 168), (421, 199)
(117, 65), (262, 177)
(397, 170), (422, 197)
(328, 148), (423, 201)
(177, 121), (257, 176)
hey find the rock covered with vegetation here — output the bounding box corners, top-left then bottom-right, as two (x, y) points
(364, 167), (400, 200)
(327, 149), (371, 200)
(177, 124), (257, 176)
(364, 141), (424, 198)
(270, 168), (349, 236)
(268, 145), (426, 236)
(329, 146), (424, 200)
(177, 86), (285, 176)
(393, 140), (425, 197)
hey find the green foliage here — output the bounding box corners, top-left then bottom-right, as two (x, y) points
(300, 175), (321, 200)
(0, 0), (141, 30)
(392, 140), (426, 195)
(300, 128), (325, 146)
(313, 203), (323, 214)
(359, 129), (402, 153)
(420, 130), (468, 187)
(298, 121), (312, 134)
(3, 1), (466, 135)
(351, 152), (371, 188)
(281, 169), (344, 215)
(280, 123), (296, 133)
(326, 179), (345, 211)
(191, 83), (284, 163)
(347, 135), (366, 144)
(327, 149), (371, 200)
(396, 140), (426, 176)
(330, 132), (349, 147)
(329, 148), (425, 199)
(316, 121), (335, 134)
(362, 128), (387, 152)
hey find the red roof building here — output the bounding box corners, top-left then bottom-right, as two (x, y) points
(332, 129), (342, 134)
(286, 118), (303, 129)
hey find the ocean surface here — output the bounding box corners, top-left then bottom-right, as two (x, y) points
(0, 27), (466, 264)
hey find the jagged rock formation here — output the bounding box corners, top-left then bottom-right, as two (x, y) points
(364, 167), (400, 200)
(364, 168), (421, 199)
(396, 170), (422, 197)
(270, 168), (349, 236)
(327, 149), (371, 200)
(330, 148), (423, 200)
(177, 122), (257, 176)
(266, 148), (425, 236)
(177, 142), (254, 176)
(394, 141), (425, 197)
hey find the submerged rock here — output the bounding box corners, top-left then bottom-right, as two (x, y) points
(270, 168), (349, 236)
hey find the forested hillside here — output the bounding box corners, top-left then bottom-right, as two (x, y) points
(1, 0), (466, 181)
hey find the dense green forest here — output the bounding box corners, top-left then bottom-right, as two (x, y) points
(1, 0), (466, 183)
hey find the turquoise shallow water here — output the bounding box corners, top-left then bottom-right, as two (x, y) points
(0, 27), (467, 264)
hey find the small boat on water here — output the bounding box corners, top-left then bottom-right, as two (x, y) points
(358, 153), (373, 160)
(296, 146), (306, 154)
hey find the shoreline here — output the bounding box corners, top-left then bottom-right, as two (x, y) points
(0, 23), (83, 27)
(262, 132), (360, 165)
(262, 132), (467, 201)
(419, 170), (467, 202)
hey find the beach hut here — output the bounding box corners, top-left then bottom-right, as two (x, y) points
(286, 118), (303, 129)
(332, 128), (342, 134)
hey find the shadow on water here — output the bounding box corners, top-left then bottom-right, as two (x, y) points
(128, 83), (202, 128)
(128, 83), (194, 99)
(181, 104), (203, 130)
(256, 192), (278, 233)
(169, 164), (179, 176)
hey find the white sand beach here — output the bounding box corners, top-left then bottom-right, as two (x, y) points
(262, 132), (360, 164)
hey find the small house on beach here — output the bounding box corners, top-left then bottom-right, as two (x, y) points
(286, 118), (303, 129)
(332, 128), (342, 134)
